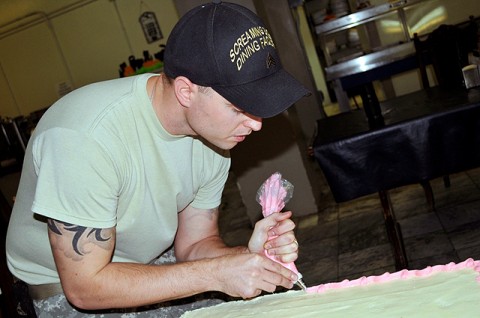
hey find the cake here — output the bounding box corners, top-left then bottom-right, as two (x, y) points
(182, 258), (480, 317)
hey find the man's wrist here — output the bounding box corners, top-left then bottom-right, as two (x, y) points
(232, 246), (250, 254)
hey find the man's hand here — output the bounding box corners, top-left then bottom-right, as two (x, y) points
(176, 206), (299, 298)
(210, 252), (296, 299)
(248, 211), (299, 264)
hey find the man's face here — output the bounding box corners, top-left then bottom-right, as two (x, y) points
(186, 87), (262, 150)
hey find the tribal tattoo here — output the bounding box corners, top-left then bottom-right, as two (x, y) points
(47, 219), (113, 259)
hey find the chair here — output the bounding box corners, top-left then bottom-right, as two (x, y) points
(413, 17), (479, 210)
(414, 16), (479, 89)
(0, 189), (37, 317)
(0, 117), (26, 177)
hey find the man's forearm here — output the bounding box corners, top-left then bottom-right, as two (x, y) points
(175, 235), (249, 262)
(63, 257), (221, 310)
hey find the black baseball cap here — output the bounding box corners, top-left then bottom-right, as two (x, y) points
(164, 0), (310, 118)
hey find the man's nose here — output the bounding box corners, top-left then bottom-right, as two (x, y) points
(245, 116), (262, 131)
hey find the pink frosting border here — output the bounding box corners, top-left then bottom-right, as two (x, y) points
(307, 258), (480, 293)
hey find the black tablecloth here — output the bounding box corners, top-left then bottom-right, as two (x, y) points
(313, 87), (480, 203)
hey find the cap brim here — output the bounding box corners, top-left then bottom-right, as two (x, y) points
(212, 69), (311, 118)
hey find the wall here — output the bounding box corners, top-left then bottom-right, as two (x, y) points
(0, 0), (179, 117)
(295, 5), (332, 105)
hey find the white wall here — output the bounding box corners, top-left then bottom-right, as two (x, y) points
(0, 0), (179, 117)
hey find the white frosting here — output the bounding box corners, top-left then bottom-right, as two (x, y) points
(182, 259), (480, 317)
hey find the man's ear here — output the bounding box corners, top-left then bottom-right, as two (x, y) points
(173, 76), (196, 107)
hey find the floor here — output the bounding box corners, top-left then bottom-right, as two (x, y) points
(2, 160), (480, 293)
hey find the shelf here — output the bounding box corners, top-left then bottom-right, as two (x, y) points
(314, 0), (426, 35)
(325, 41), (415, 80)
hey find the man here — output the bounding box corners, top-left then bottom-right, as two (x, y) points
(6, 1), (310, 316)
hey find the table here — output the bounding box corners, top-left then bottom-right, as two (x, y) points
(313, 86), (480, 270)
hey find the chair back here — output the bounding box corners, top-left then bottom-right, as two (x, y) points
(0, 118), (27, 176)
(414, 16), (479, 89)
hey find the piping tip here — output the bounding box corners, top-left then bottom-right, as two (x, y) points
(295, 278), (307, 291)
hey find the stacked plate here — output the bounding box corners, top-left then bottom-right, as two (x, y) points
(330, 0), (350, 18)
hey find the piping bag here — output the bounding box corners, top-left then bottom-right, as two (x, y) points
(256, 172), (307, 291)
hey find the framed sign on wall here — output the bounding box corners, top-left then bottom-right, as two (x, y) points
(139, 11), (162, 43)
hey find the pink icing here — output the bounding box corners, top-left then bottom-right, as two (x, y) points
(306, 258), (480, 293)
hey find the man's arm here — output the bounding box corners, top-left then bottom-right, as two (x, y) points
(48, 218), (261, 310)
(174, 205), (300, 297)
(174, 206), (246, 261)
(48, 205), (299, 310)
(175, 205), (299, 263)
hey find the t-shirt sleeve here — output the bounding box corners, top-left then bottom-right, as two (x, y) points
(31, 128), (120, 228)
(190, 148), (231, 210)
